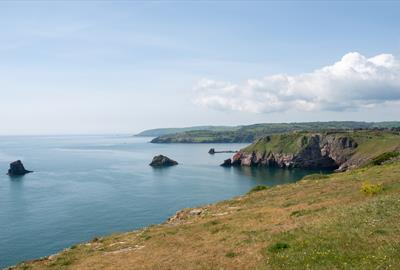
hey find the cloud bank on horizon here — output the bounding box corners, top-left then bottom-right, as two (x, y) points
(194, 52), (400, 113)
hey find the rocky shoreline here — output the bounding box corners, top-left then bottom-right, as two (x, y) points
(220, 131), (400, 171)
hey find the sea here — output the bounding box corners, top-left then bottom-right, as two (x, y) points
(0, 135), (323, 268)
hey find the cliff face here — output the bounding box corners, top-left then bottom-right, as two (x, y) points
(227, 133), (363, 171)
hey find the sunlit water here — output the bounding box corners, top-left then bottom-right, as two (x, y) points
(0, 135), (325, 268)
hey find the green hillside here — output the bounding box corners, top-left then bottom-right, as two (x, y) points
(149, 121), (400, 143)
(135, 126), (238, 137)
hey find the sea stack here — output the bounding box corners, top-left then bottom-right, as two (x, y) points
(149, 155), (178, 167)
(7, 160), (33, 176)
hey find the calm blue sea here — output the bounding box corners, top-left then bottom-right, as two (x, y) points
(0, 135), (322, 268)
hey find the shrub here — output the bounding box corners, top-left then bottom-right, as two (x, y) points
(204, 220), (220, 227)
(268, 242), (290, 252)
(373, 229), (388, 235)
(248, 185), (270, 194)
(371, 151), (400, 165)
(290, 210), (307, 217)
(360, 182), (383, 195)
(51, 256), (72, 267)
(91, 237), (99, 242)
(225, 251), (237, 258)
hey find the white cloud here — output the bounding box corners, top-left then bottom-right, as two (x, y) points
(194, 52), (400, 113)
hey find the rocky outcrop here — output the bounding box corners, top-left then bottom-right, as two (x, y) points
(7, 160), (33, 176)
(149, 155), (178, 167)
(223, 133), (360, 171)
(220, 159), (232, 167)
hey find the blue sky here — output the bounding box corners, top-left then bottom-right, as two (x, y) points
(1, 1), (399, 135)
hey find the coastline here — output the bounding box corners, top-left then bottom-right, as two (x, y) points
(9, 160), (400, 269)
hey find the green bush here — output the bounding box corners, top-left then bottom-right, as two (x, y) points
(204, 220), (220, 227)
(248, 185), (270, 194)
(225, 251), (237, 258)
(268, 242), (290, 252)
(371, 151), (400, 165)
(360, 182), (383, 195)
(290, 210), (308, 217)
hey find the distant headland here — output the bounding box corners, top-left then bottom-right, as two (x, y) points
(135, 121), (400, 144)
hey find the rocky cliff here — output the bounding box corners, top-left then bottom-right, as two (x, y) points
(223, 131), (400, 171)
(7, 160), (33, 176)
(149, 155), (178, 167)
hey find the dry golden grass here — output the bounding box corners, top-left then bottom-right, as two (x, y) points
(11, 161), (400, 270)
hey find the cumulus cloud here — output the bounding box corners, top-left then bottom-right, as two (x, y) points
(194, 52), (400, 113)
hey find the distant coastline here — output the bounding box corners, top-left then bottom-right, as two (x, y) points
(136, 121), (400, 144)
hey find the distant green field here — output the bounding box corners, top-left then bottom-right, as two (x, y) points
(148, 121), (400, 143)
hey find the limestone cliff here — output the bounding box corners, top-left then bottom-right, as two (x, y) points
(223, 131), (400, 171)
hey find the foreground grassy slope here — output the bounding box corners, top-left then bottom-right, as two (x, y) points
(149, 121), (400, 143)
(13, 161), (400, 270)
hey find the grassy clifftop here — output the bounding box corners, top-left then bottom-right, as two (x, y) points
(12, 161), (400, 270)
(239, 130), (400, 169)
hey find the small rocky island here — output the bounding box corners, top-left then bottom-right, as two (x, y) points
(149, 155), (178, 167)
(7, 160), (33, 176)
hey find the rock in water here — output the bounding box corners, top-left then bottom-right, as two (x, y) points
(7, 160), (33, 176)
(208, 148), (216, 154)
(220, 158), (232, 167)
(149, 155), (178, 167)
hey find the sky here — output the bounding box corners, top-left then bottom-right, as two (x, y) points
(0, 1), (399, 135)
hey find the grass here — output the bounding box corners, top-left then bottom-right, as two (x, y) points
(11, 161), (400, 270)
(242, 132), (307, 154)
(301, 173), (330, 180)
(247, 185), (270, 194)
